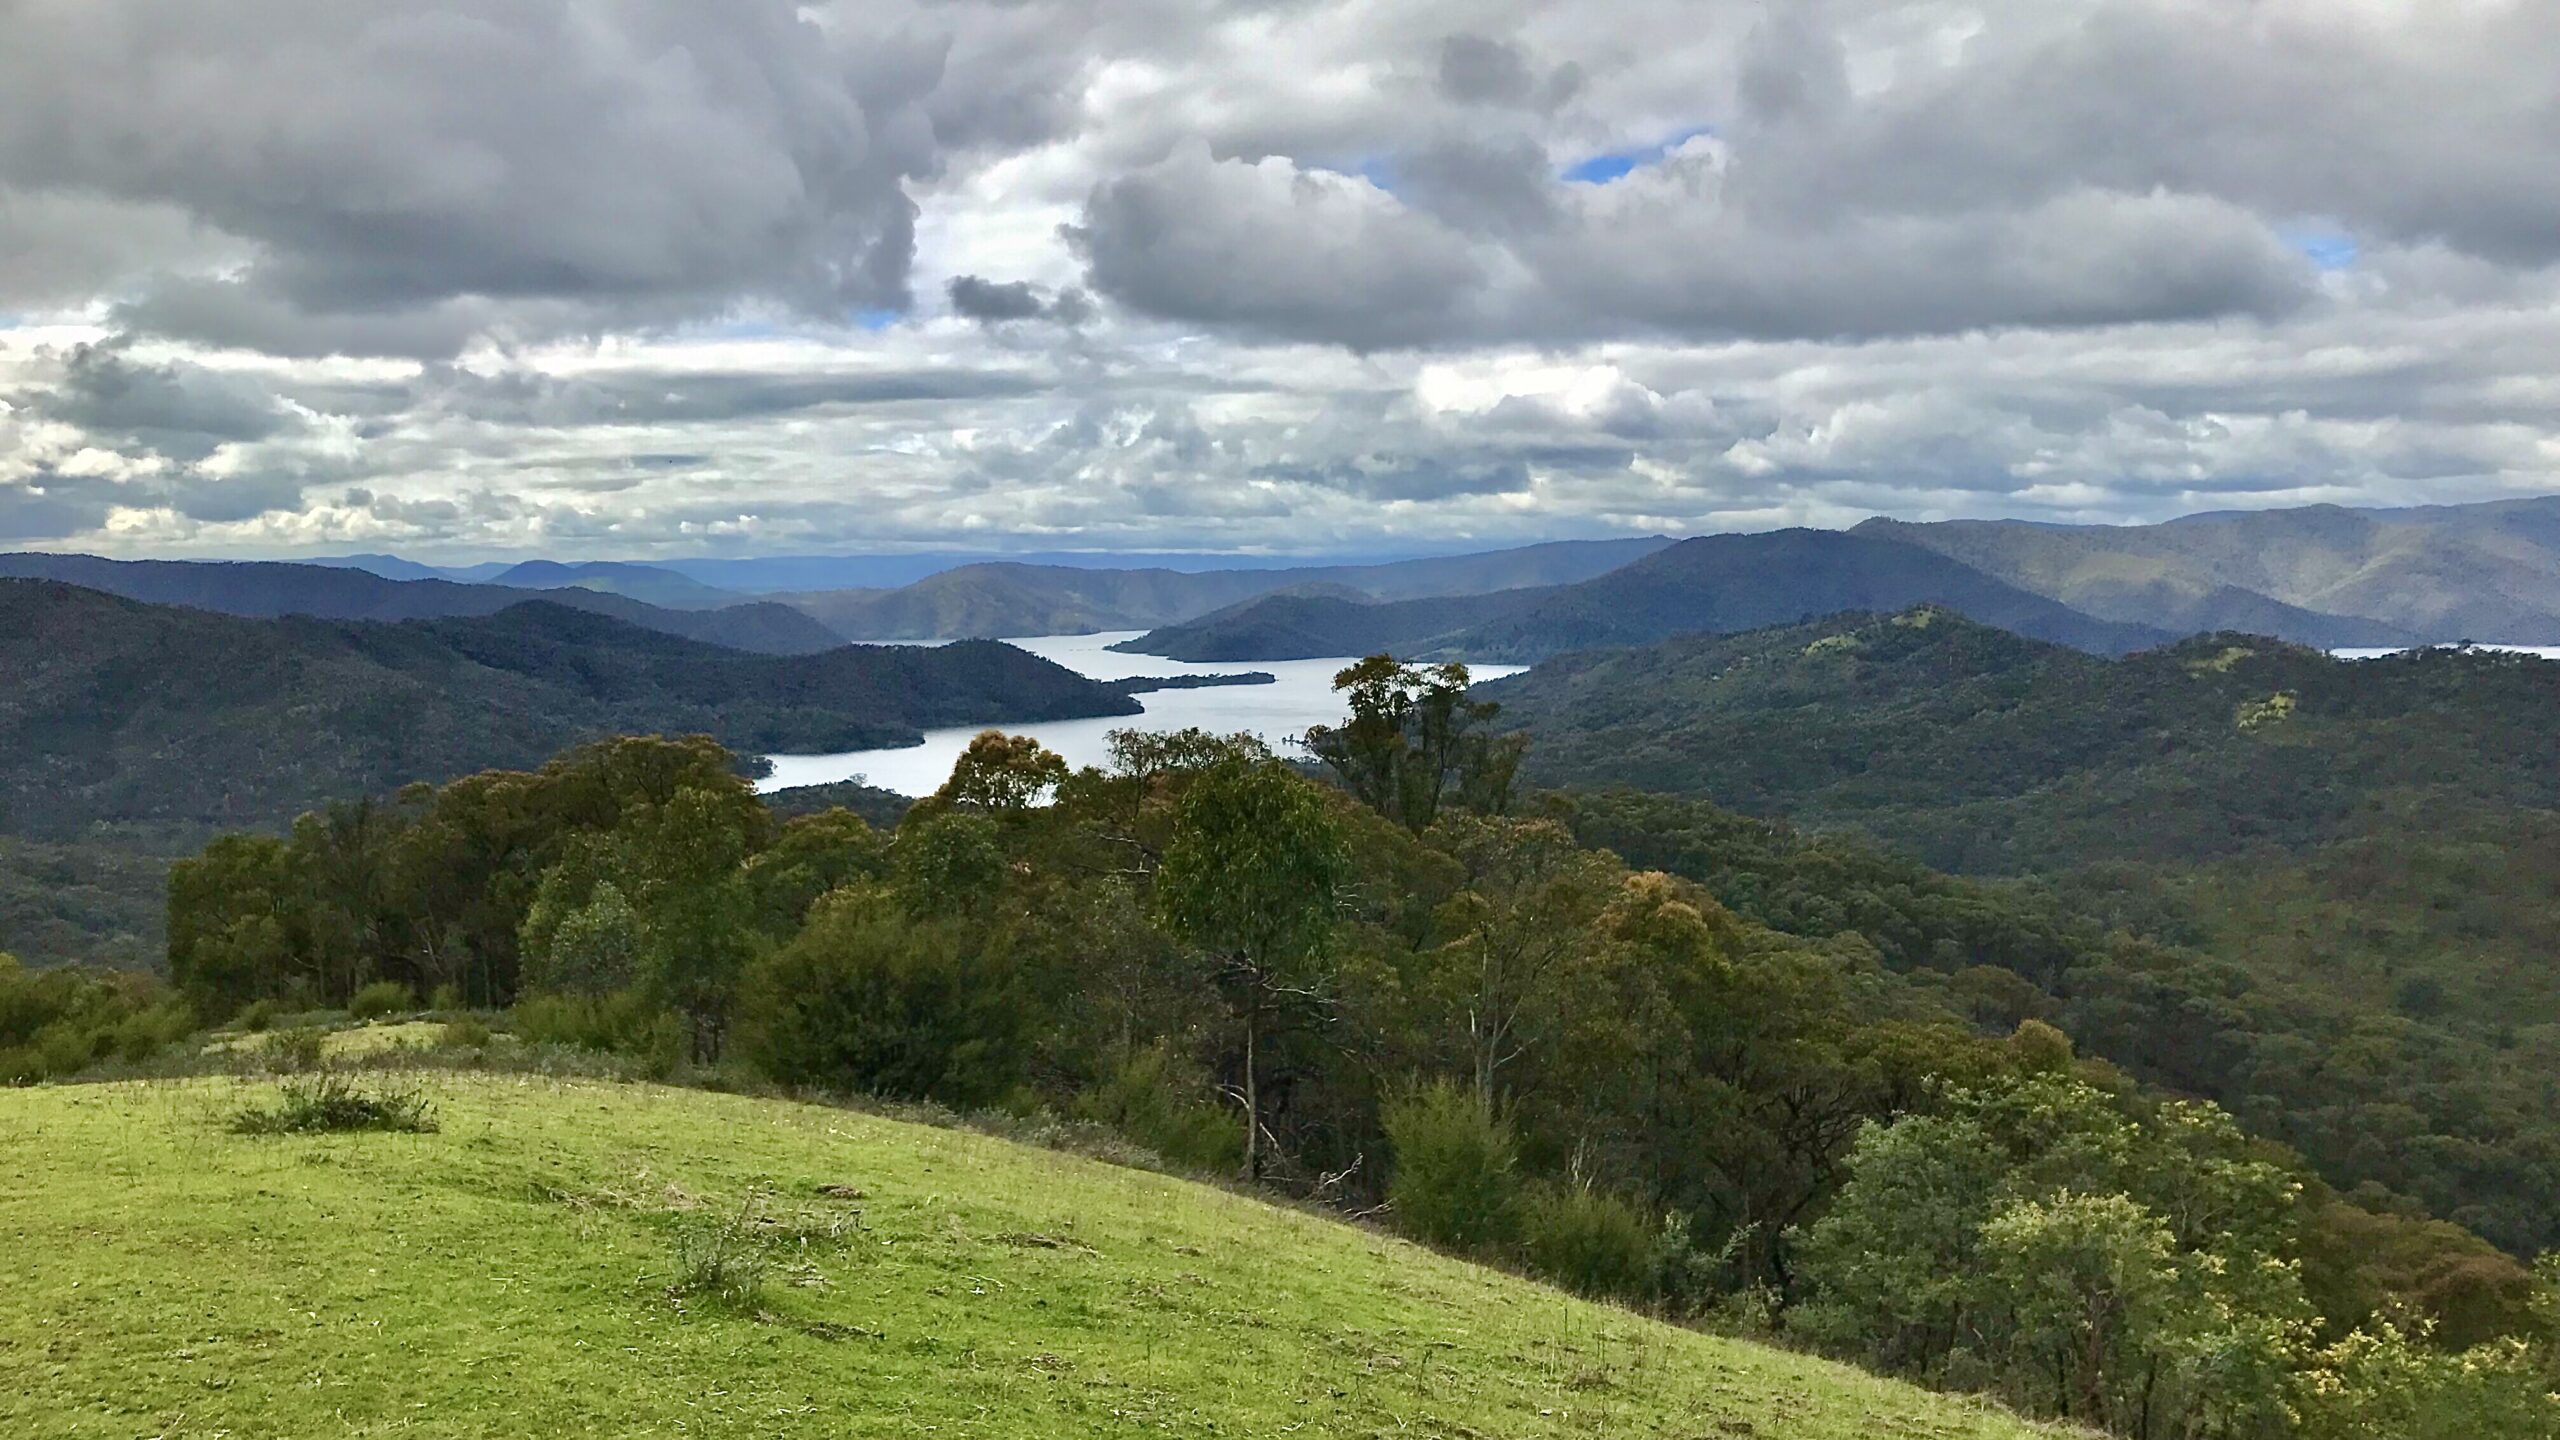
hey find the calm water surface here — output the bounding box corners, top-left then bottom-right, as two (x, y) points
(759, 632), (1525, 797)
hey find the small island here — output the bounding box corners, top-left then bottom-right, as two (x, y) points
(1105, 670), (1278, 695)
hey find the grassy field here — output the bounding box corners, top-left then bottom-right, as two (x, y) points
(0, 1068), (2066, 1438)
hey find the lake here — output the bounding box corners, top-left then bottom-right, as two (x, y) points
(758, 632), (1527, 797)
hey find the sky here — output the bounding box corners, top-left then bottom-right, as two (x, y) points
(3, 0), (2560, 561)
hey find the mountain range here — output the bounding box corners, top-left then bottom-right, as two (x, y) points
(1858, 495), (2560, 645)
(1114, 495), (2560, 661)
(34, 493), (2560, 673)
(0, 553), (844, 654)
(773, 536), (1676, 640)
(1119, 530), (2170, 661)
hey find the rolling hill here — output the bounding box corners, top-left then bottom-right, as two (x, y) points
(1118, 530), (2166, 662)
(1108, 586), (1556, 661)
(1860, 494), (2560, 645)
(483, 559), (745, 611)
(0, 1072), (2064, 1439)
(778, 536), (1675, 641)
(0, 553), (844, 655)
(0, 580), (1135, 837)
(1483, 605), (2560, 872)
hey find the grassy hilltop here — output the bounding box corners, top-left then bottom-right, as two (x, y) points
(0, 1069), (2058, 1440)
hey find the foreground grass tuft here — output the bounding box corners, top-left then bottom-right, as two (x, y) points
(229, 1069), (438, 1134)
(667, 1189), (775, 1310)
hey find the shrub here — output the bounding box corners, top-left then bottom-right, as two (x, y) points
(739, 894), (1026, 1107)
(348, 980), (414, 1022)
(1383, 1080), (1519, 1254)
(1070, 1046), (1244, 1174)
(1518, 1180), (1655, 1301)
(256, 1025), (327, 1073)
(232, 1071), (437, 1134)
(0, 957), (196, 1082)
(439, 1015), (493, 1050)
(238, 998), (278, 1033)
(427, 984), (464, 1014)
(512, 989), (684, 1077)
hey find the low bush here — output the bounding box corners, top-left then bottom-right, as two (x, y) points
(668, 1191), (774, 1310)
(1517, 1180), (1655, 1302)
(256, 1025), (327, 1072)
(347, 980), (414, 1022)
(231, 1071), (438, 1134)
(739, 895), (1025, 1108)
(1383, 1080), (1520, 1254)
(513, 989), (684, 1078)
(439, 1015), (493, 1050)
(0, 956), (196, 1082)
(427, 984), (465, 1014)
(237, 998), (278, 1033)
(1070, 1046), (1242, 1175)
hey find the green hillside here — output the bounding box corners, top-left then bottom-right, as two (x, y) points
(1486, 606), (2560, 872)
(0, 1074), (2059, 1440)
(1112, 586), (1551, 660)
(0, 581), (1134, 839)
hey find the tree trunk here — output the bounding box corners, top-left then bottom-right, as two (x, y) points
(1241, 1005), (1261, 1182)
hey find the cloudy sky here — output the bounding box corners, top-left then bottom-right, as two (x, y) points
(3, 0), (2558, 560)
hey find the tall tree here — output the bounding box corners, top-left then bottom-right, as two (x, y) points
(1153, 755), (1347, 1181)
(1305, 656), (1524, 832)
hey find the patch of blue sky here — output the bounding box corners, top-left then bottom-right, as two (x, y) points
(1562, 126), (1714, 184)
(2280, 223), (2359, 271)
(853, 308), (903, 332)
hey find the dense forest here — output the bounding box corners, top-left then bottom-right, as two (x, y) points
(1481, 610), (2560, 1255)
(1490, 607), (2560, 871)
(7, 654), (2549, 1436)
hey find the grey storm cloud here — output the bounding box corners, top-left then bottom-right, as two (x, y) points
(411, 364), (1048, 428)
(0, 467), (123, 542)
(42, 343), (302, 462)
(7, 0), (2560, 557)
(1064, 0), (2560, 350)
(946, 275), (1096, 327)
(1435, 35), (1583, 114)
(1067, 146), (1490, 352)
(0, 0), (943, 356)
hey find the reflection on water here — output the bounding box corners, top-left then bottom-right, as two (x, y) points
(758, 632), (1526, 797)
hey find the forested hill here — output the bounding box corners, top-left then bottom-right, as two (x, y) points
(1116, 529), (2166, 662)
(0, 581), (1134, 836)
(0, 552), (845, 655)
(1486, 606), (2560, 872)
(1108, 586), (1556, 661)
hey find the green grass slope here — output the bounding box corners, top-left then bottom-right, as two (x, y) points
(0, 1076), (2059, 1439)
